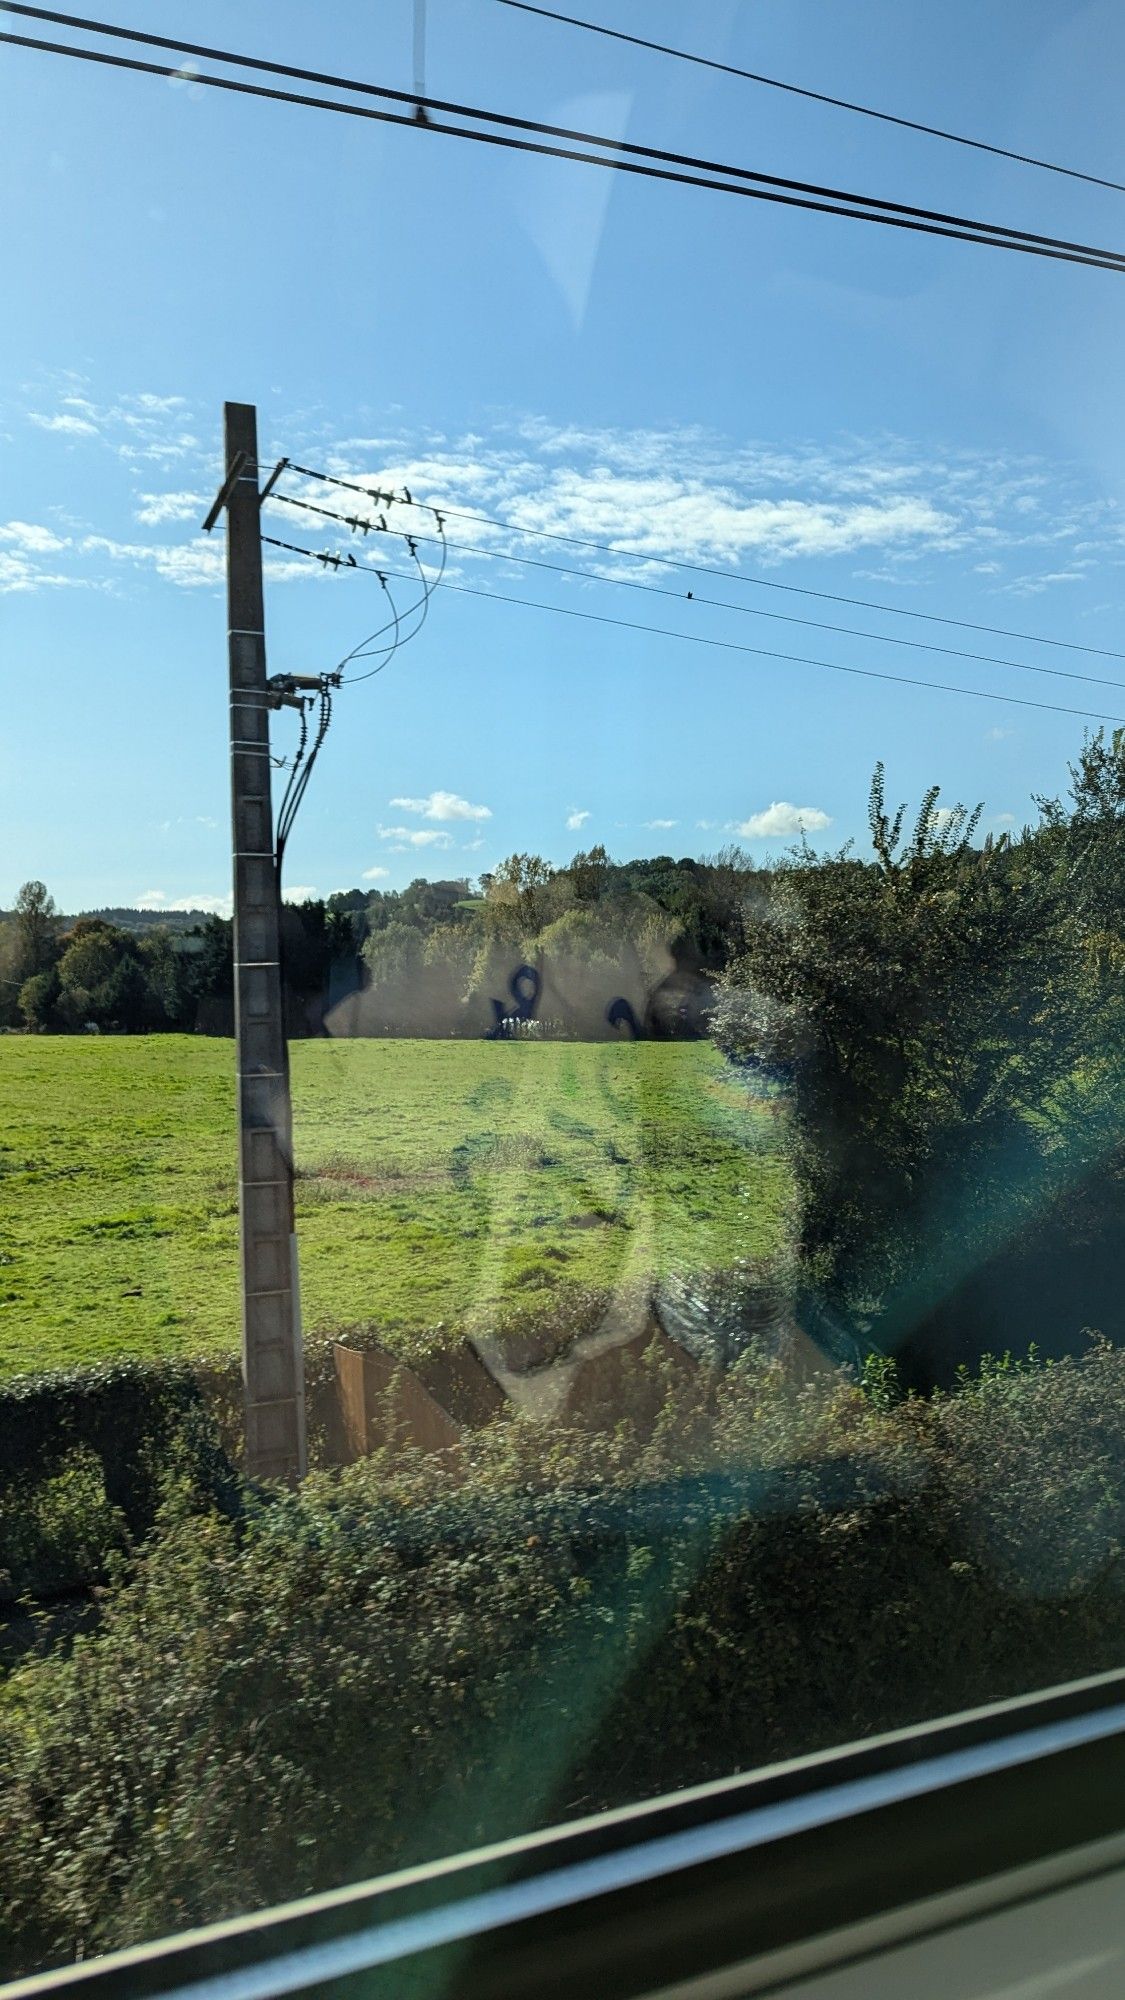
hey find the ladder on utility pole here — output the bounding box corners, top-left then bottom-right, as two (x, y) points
(207, 401), (306, 1482)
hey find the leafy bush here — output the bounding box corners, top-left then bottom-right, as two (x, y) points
(2, 1337), (1124, 1978)
(0, 1360), (242, 1597)
(714, 755), (1125, 1380)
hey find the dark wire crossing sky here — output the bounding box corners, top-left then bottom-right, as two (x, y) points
(3, 0), (1125, 905)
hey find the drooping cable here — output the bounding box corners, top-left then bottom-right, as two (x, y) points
(265, 487), (449, 683)
(269, 488), (1125, 697)
(276, 677), (333, 871)
(259, 488), (447, 873)
(287, 461), (1125, 665)
(261, 529), (1125, 726)
(274, 692), (310, 871)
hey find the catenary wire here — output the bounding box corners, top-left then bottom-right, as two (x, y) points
(332, 501), (448, 678)
(267, 501), (446, 863)
(260, 532), (1125, 725)
(4, 20), (1125, 271)
(266, 511), (446, 686)
(268, 488), (1125, 696)
(4, 2), (1123, 266)
(269, 489), (444, 667)
(496, 0), (1125, 200)
(339, 571), (430, 682)
(337, 575), (403, 675)
(287, 462), (1125, 666)
(6, 5), (1125, 263)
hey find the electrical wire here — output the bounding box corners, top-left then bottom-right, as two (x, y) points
(269, 487), (447, 665)
(496, 0), (1125, 200)
(3, 2), (1119, 265)
(274, 692), (311, 870)
(268, 487), (1125, 697)
(334, 499), (447, 680)
(4, 14), (1125, 271)
(260, 529), (1125, 726)
(287, 461), (1125, 667)
(337, 572), (403, 676)
(262, 484), (446, 695)
(277, 679), (333, 868)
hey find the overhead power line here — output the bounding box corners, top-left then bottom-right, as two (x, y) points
(261, 530), (1125, 727)
(4, 10), (1125, 270)
(288, 461), (1125, 666)
(269, 487), (1125, 697)
(496, 0), (1125, 200)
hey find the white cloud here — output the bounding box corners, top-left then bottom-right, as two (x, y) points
(28, 398), (1123, 620)
(388, 789), (491, 822)
(282, 885), (318, 903)
(29, 411), (99, 438)
(313, 437), (959, 569)
(737, 802), (832, 840)
(137, 890), (166, 909)
(987, 727), (1015, 742)
(644, 817), (678, 830)
(992, 812), (1017, 825)
(1003, 569), (1087, 598)
(0, 519), (81, 594)
(81, 534), (224, 588)
(166, 893), (232, 916)
(566, 808), (591, 831)
(362, 865), (391, 880)
(135, 491), (206, 526)
(0, 520), (68, 554)
(377, 824), (455, 849)
(0, 549), (84, 595)
(27, 389), (202, 472)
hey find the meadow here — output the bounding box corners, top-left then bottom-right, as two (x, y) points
(0, 1036), (791, 1374)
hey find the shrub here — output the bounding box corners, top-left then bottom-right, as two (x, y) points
(0, 1361), (242, 1597)
(2, 1339), (1124, 1978)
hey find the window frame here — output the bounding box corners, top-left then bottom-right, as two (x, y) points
(7, 1665), (1125, 2000)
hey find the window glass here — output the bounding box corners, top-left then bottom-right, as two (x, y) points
(3, 0), (1125, 1977)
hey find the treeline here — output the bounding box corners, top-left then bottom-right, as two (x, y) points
(0, 847), (765, 1039)
(713, 732), (1125, 1382)
(0, 889), (236, 1036)
(352, 846), (762, 1038)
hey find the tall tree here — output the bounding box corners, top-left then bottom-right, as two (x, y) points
(14, 880), (58, 981)
(715, 766), (1077, 1352)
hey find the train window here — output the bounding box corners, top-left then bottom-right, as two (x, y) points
(3, 0), (1125, 1986)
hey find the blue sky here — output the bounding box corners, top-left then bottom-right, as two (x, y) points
(4, 0), (1125, 912)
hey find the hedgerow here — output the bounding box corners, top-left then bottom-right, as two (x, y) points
(1, 1335), (1123, 1979)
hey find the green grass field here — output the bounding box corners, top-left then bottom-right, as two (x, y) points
(0, 1036), (792, 1375)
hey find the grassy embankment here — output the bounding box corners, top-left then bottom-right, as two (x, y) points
(0, 1036), (792, 1374)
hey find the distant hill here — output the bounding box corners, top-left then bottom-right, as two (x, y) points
(67, 907), (217, 936)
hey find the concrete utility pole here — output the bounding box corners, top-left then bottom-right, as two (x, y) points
(216, 401), (306, 1482)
